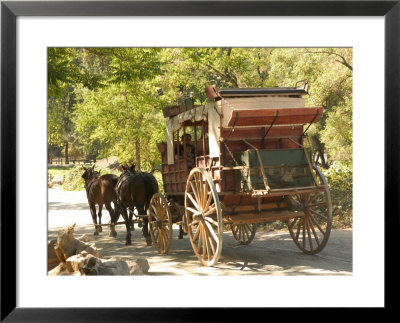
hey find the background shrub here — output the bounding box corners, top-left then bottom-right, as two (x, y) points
(322, 161), (353, 228)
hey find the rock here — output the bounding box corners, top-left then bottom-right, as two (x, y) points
(57, 223), (78, 258)
(128, 258), (150, 275)
(127, 261), (143, 275)
(48, 239), (59, 271)
(48, 224), (103, 275)
(56, 223), (102, 261)
(109, 257), (149, 275)
(77, 234), (91, 242)
(99, 260), (130, 275)
(79, 254), (100, 275)
(66, 254), (86, 273)
(49, 224), (149, 276)
(48, 263), (69, 276)
(79, 255), (131, 276)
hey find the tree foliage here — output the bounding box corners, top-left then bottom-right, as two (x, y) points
(48, 47), (352, 170)
(48, 47), (353, 226)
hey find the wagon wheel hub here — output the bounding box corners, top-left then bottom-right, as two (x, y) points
(156, 218), (163, 229)
(193, 212), (205, 222)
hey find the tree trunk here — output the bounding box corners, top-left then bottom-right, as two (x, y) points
(135, 139), (141, 171)
(65, 141), (69, 164)
(315, 140), (329, 169)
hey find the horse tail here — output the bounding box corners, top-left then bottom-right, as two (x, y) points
(143, 172), (159, 211)
(112, 176), (119, 187)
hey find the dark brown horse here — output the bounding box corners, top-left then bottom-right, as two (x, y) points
(115, 164), (159, 245)
(82, 165), (119, 237)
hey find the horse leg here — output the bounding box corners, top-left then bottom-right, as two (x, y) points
(105, 202), (117, 238)
(178, 225), (184, 239)
(137, 208), (143, 228)
(89, 202), (99, 235)
(139, 207), (152, 246)
(97, 204), (103, 233)
(128, 210), (135, 231)
(143, 217), (152, 246)
(120, 206), (132, 245)
(112, 201), (120, 222)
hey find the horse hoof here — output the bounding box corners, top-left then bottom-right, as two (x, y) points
(125, 240), (132, 245)
(146, 237), (152, 246)
(178, 235), (183, 240)
(109, 231), (117, 238)
(98, 226), (103, 233)
(94, 231), (99, 236)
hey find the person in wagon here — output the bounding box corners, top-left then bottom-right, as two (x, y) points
(175, 133), (196, 169)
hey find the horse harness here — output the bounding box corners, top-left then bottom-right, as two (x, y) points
(85, 171), (100, 199)
(115, 170), (144, 213)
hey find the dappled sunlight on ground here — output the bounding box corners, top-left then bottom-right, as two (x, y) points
(48, 188), (352, 276)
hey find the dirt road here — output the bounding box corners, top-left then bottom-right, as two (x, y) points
(48, 187), (352, 276)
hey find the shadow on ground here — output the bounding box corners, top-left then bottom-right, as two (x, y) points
(48, 223), (352, 276)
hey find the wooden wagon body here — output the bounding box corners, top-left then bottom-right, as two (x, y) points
(148, 85), (332, 266)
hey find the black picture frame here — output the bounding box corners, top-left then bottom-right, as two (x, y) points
(1, 1), (397, 321)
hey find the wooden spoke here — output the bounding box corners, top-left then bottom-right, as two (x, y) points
(189, 219), (200, 227)
(307, 217), (320, 247)
(309, 201), (327, 208)
(205, 217), (219, 226)
(193, 225), (201, 242)
(232, 224), (239, 236)
(197, 225), (203, 251)
(203, 207), (217, 217)
(231, 223), (257, 245)
(202, 227), (207, 260)
(204, 220), (219, 245)
(148, 193), (172, 254)
(207, 235), (216, 259)
(204, 192), (213, 211)
(305, 217), (313, 252)
(287, 216), (300, 230)
(185, 168), (223, 266)
(308, 192), (323, 204)
(309, 214), (326, 235)
(186, 206), (201, 215)
(309, 209), (328, 221)
(295, 218), (303, 241)
(189, 180), (200, 205)
(286, 165), (332, 254)
(186, 192), (200, 211)
(200, 221), (218, 261)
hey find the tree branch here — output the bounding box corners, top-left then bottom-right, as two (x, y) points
(303, 50), (353, 71)
(205, 63), (239, 87)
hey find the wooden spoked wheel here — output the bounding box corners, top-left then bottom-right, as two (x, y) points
(184, 167), (223, 266)
(148, 193), (172, 254)
(286, 165), (332, 254)
(230, 223), (257, 245)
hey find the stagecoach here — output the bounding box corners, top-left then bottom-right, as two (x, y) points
(147, 84), (332, 266)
